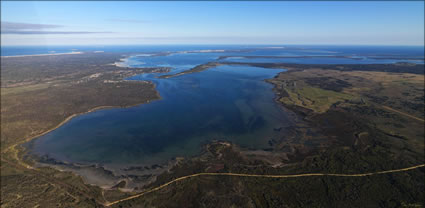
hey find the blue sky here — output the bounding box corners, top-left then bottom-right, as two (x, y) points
(1, 1), (424, 46)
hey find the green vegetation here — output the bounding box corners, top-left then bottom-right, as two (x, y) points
(280, 86), (354, 113)
(159, 62), (222, 78)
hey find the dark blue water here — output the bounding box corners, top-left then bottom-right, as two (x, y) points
(31, 65), (288, 165)
(23, 45), (424, 167)
(2, 45), (424, 64)
(221, 56), (425, 64)
(1, 45), (248, 56)
(117, 46), (424, 74)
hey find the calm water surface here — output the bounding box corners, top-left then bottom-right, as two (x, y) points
(25, 46), (424, 167)
(30, 64), (289, 165)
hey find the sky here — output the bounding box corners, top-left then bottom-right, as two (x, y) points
(1, 1), (424, 46)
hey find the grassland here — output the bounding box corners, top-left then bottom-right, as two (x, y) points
(279, 86), (354, 113)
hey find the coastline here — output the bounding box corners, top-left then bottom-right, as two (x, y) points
(13, 60), (286, 190)
(5, 100), (158, 169)
(113, 57), (133, 68)
(9, 52), (168, 153)
(2, 52), (169, 192)
(112, 54), (146, 68)
(1, 51), (84, 58)
(159, 62), (223, 79)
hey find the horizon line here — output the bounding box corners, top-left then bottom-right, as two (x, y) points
(2, 43), (424, 47)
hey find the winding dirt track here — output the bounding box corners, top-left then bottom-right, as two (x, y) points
(381, 105), (424, 122)
(3, 97), (423, 207)
(105, 164), (425, 207)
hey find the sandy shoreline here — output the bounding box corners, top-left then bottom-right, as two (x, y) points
(9, 100), (158, 151)
(14, 100), (171, 191)
(6, 55), (165, 152)
(112, 53), (157, 68)
(1, 51), (84, 58)
(4, 98), (158, 169)
(113, 57), (131, 67)
(4, 61), (165, 190)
